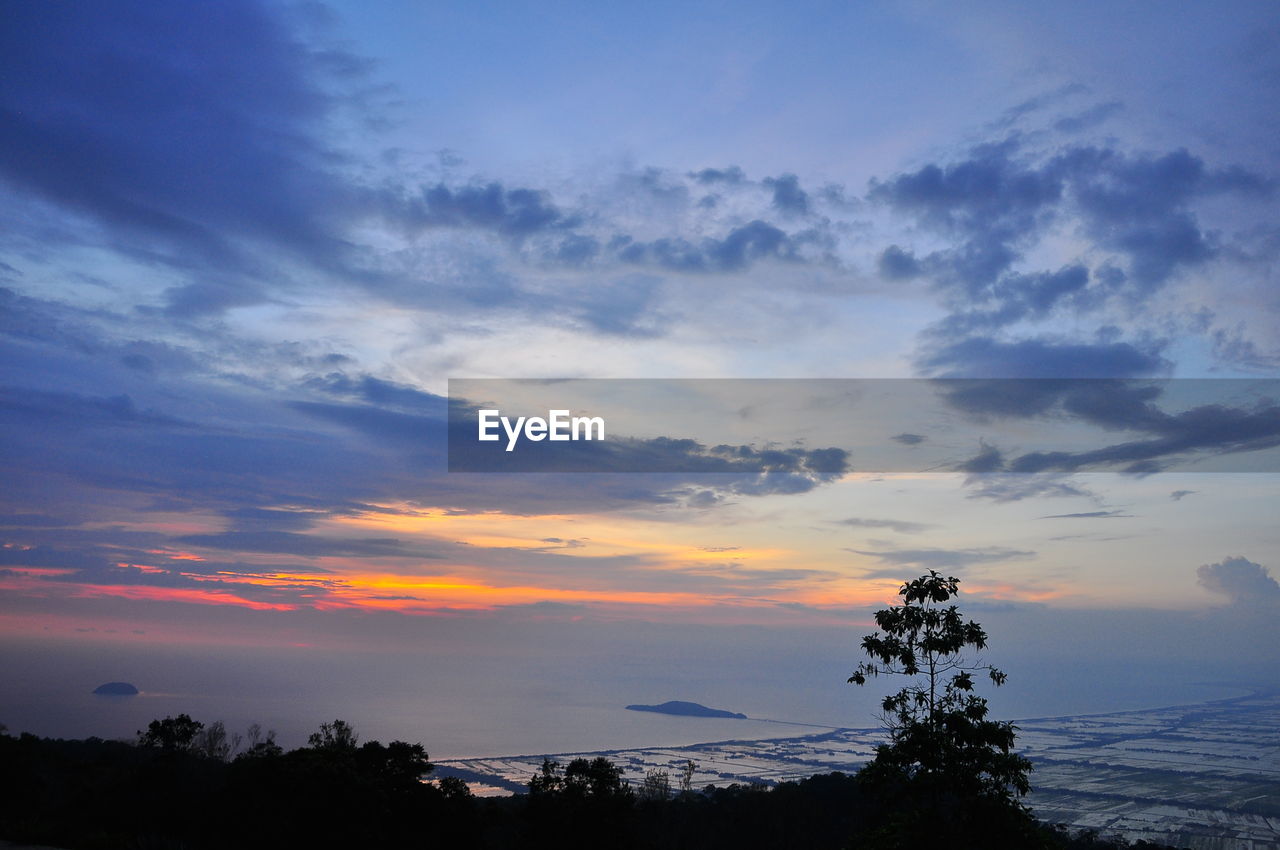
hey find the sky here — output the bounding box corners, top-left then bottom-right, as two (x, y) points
(2, 0), (1279, 751)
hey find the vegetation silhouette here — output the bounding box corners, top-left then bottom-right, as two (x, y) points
(848, 570), (1039, 848)
(0, 589), (1190, 848)
(137, 712), (204, 752)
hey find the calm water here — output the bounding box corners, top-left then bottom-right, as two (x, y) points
(0, 632), (1252, 759)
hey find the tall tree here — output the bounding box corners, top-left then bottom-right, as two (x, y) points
(848, 571), (1038, 848)
(137, 714), (203, 752)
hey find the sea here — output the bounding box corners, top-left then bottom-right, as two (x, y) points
(0, 632), (1255, 760)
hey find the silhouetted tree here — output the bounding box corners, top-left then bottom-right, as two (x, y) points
(637, 768), (671, 802)
(308, 718), (358, 751)
(437, 775), (474, 799)
(137, 713), (203, 752)
(194, 719), (238, 761)
(564, 756), (633, 801)
(237, 722), (282, 759)
(679, 759), (698, 796)
(848, 571), (1038, 848)
(526, 756), (636, 849)
(529, 757), (565, 795)
(0, 720), (1189, 850)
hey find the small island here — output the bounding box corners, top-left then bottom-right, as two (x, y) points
(93, 681), (139, 696)
(625, 700), (746, 719)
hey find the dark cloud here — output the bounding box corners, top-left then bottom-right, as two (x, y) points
(891, 433), (926, 445)
(0, 386), (190, 430)
(447, 399), (848, 479)
(0, 513), (82, 528)
(874, 140), (1271, 389)
(869, 139), (1062, 299)
(875, 140), (1270, 309)
(877, 245), (922, 281)
(621, 167), (691, 205)
(550, 233), (602, 266)
(0, 0), (371, 315)
(993, 83), (1091, 128)
(1039, 510), (1131, 519)
(1059, 147), (1271, 292)
(1210, 324), (1280, 372)
(402, 182), (572, 240)
(689, 166), (746, 185)
(1197, 556), (1280, 607)
(3, 289), (1269, 538)
(763, 174), (809, 215)
(941, 379), (1280, 475)
(613, 220), (803, 273)
(920, 337), (1169, 378)
(1169, 489), (1195, 501)
(937, 377), (1142, 421)
(960, 474), (1095, 503)
(0, 543), (114, 572)
(869, 139), (1061, 240)
(956, 441), (1004, 473)
(303, 373), (446, 416)
(1027, 403), (1280, 475)
(933, 265), (1091, 336)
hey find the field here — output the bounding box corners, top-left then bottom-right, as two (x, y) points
(437, 689), (1280, 849)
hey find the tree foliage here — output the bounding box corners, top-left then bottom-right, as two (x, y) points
(308, 718), (359, 752)
(1, 718), (1183, 850)
(848, 571), (1037, 848)
(137, 713), (203, 752)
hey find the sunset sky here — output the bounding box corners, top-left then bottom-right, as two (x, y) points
(2, 1), (1279, 748)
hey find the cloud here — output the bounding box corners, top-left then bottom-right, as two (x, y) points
(877, 245), (923, 281)
(850, 545), (1035, 575)
(873, 138), (1271, 392)
(1169, 489), (1195, 501)
(932, 265), (1091, 336)
(1197, 556), (1280, 607)
(612, 220), (807, 273)
(836, 518), (936, 534)
(875, 139), (1270, 309)
(992, 83), (1091, 129)
(955, 440), (1005, 474)
(920, 338), (1169, 379)
(869, 139), (1061, 246)
(763, 174), (810, 215)
(173, 531), (433, 559)
(939, 379), (1280, 475)
(1039, 510), (1131, 519)
(223, 508), (327, 532)
(401, 182), (572, 240)
(562, 274), (667, 337)
(1021, 402), (1280, 475)
(1059, 146), (1270, 291)
(690, 166), (746, 185)
(1052, 101), (1124, 134)
(0, 0), (374, 315)
(891, 432), (926, 445)
(0, 386), (190, 430)
(444, 392), (849, 480)
(960, 473), (1096, 503)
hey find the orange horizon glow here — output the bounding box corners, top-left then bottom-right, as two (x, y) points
(0, 499), (1073, 630)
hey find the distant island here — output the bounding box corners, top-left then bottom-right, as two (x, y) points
(625, 700), (746, 719)
(93, 681), (139, 695)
